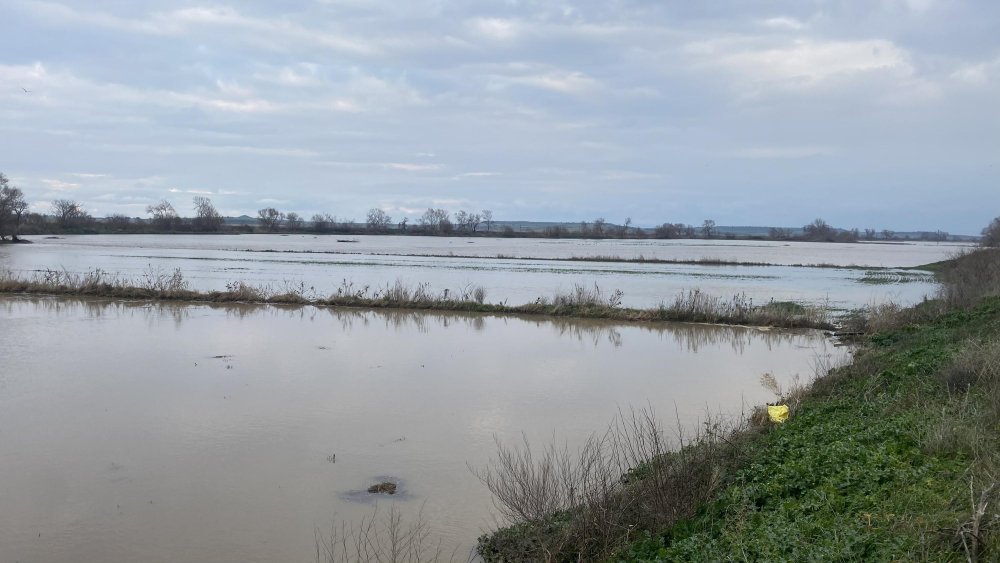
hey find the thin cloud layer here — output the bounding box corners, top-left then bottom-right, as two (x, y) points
(0, 0), (997, 232)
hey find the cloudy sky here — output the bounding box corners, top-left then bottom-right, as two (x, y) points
(1, 0), (997, 233)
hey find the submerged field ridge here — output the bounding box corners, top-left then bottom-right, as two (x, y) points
(0, 267), (833, 329)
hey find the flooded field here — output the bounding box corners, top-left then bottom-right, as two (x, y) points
(0, 235), (965, 309)
(0, 296), (843, 562)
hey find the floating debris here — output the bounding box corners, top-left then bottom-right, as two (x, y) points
(367, 482), (397, 495)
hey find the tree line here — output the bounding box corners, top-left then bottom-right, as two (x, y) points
(1, 173), (992, 244)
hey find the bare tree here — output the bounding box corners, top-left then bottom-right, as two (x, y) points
(257, 207), (284, 231)
(701, 219), (716, 238)
(768, 227), (792, 240)
(399, 217), (408, 231)
(418, 208), (451, 233)
(366, 208), (392, 231)
(454, 210), (481, 233)
(192, 196), (224, 231)
(803, 218), (836, 242)
(51, 198), (88, 228)
(0, 174), (29, 240)
(591, 217), (606, 237)
(146, 200), (179, 230)
(621, 217), (632, 238)
(105, 213), (132, 231)
(881, 229), (896, 241)
(482, 209), (494, 232)
(311, 213), (331, 232)
(285, 212), (303, 230)
(654, 223), (684, 239)
(982, 216), (1000, 247)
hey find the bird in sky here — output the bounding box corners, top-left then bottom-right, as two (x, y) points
(21, 87), (32, 93)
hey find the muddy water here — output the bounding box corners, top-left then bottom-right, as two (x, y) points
(1, 235), (961, 309)
(0, 296), (843, 562)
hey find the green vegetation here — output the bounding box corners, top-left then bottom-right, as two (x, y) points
(0, 268), (831, 329)
(477, 248), (1000, 562)
(857, 269), (935, 285)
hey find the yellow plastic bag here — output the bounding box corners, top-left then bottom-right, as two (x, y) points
(767, 405), (789, 424)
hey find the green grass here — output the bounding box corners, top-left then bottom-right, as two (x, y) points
(615, 298), (1000, 562)
(858, 270), (935, 285)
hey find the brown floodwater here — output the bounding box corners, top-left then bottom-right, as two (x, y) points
(0, 296), (844, 562)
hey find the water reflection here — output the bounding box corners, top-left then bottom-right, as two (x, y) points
(2, 295), (825, 354)
(0, 294), (842, 563)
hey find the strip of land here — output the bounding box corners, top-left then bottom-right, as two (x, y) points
(0, 268), (832, 330)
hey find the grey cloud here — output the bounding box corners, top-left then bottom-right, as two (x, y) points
(0, 0), (997, 233)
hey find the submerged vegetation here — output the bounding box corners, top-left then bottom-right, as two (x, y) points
(0, 267), (832, 329)
(239, 247), (951, 273)
(474, 246), (1000, 562)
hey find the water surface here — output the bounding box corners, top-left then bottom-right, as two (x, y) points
(1, 235), (960, 309)
(0, 296), (842, 562)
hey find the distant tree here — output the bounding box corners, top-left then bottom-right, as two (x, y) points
(654, 222), (684, 239)
(863, 228), (877, 241)
(191, 196), (224, 231)
(768, 227), (792, 240)
(0, 174), (29, 240)
(881, 229), (896, 241)
(683, 224), (697, 238)
(839, 228), (860, 243)
(455, 210), (469, 232)
(399, 217), (408, 231)
(105, 213), (132, 231)
(621, 217), (632, 238)
(453, 210), (481, 233)
(51, 198), (88, 228)
(543, 225), (567, 238)
(701, 219), (716, 238)
(982, 216), (1000, 247)
(418, 208), (451, 233)
(311, 213), (331, 232)
(591, 218), (606, 237)
(366, 208), (392, 231)
(24, 212), (46, 227)
(803, 218), (836, 242)
(285, 212), (303, 230)
(257, 207), (283, 231)
(146, 200), (179, 230)
(482, 209), (494, 232)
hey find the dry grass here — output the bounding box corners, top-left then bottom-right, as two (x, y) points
(0, 270), (832, 329)
(922, 337), (1000, 561)
(657, 289), (829, 328)
(315, 504), (467, 563)
(937, 248), (1000, 310)
(475, 408), (760, 562)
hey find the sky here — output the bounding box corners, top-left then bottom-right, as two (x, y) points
(1, 0), (997, 234)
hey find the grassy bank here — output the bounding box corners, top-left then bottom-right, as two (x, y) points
(0, 267), (832, 329)
(477, 248), (1000, 562)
